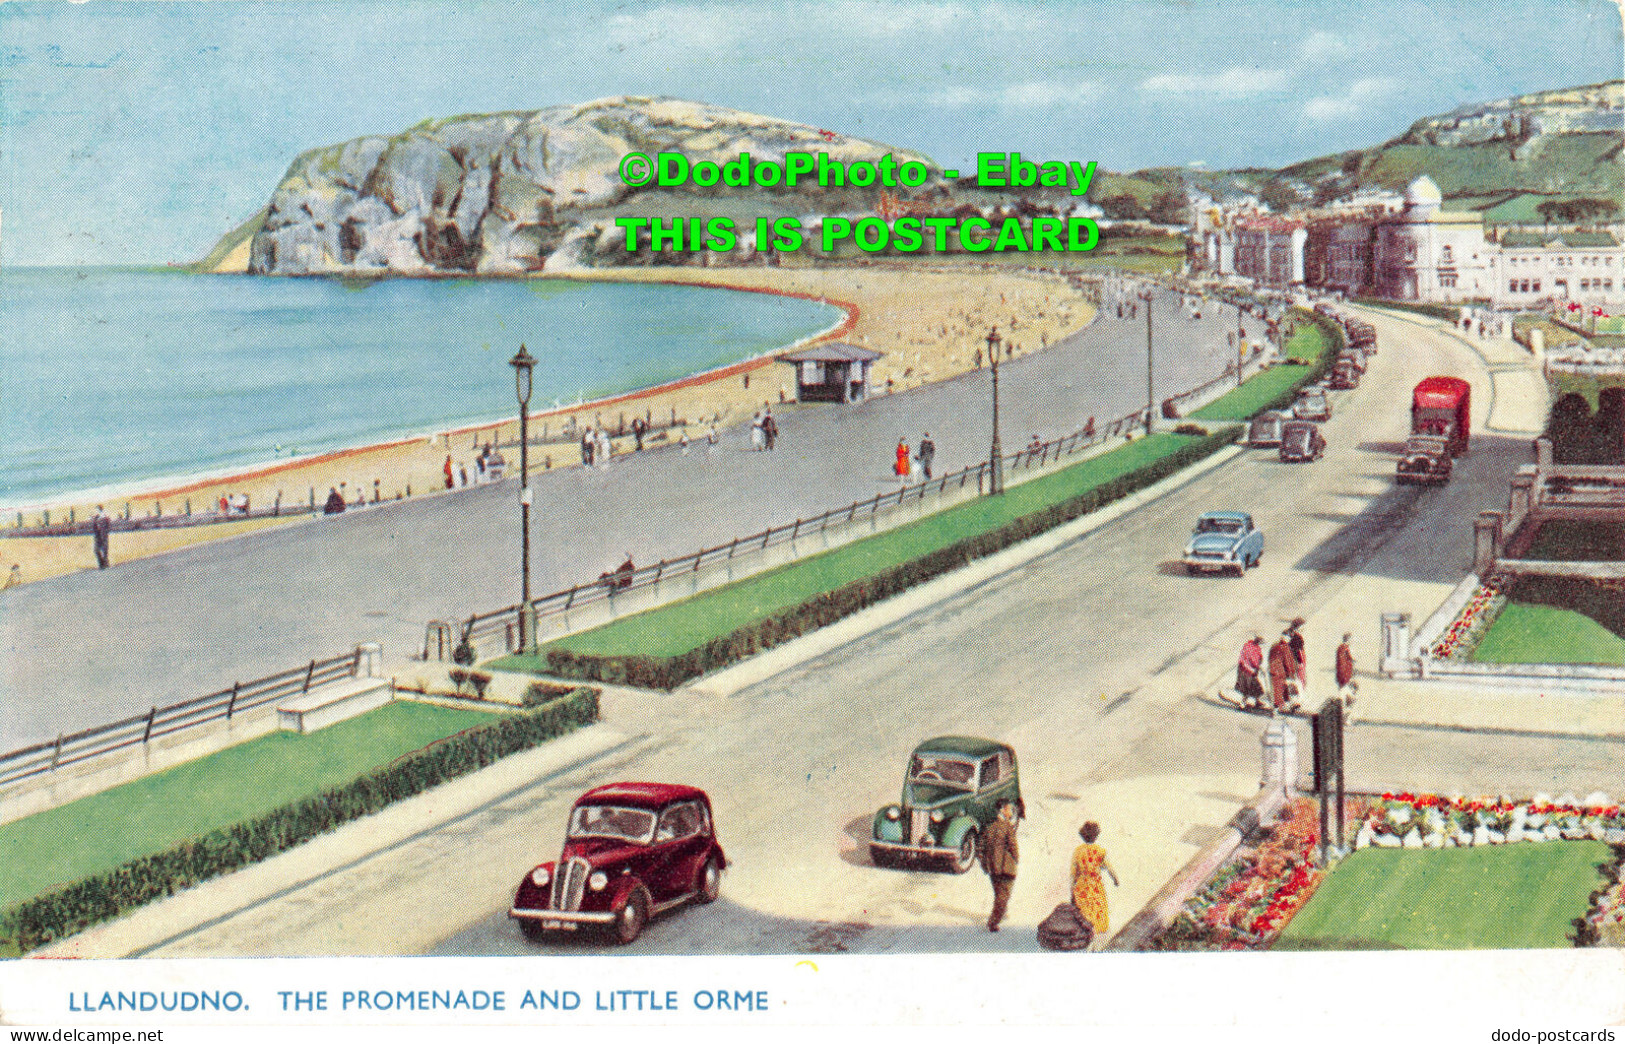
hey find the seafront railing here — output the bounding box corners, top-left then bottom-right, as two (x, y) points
(0, 650), (362, 788)
(436, 402), (1164, 658)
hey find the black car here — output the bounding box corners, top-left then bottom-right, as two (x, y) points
(1279, 421), (1326, 462)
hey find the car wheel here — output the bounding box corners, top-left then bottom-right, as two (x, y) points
(951, 830), (978, 874)
(695, 856), (722, 904)
(519, 920), (546, 943)
(614, 886), (651, 945)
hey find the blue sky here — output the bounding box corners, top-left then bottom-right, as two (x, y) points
(2, 0), (1621, 266)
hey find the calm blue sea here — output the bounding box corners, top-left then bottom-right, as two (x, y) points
(0, 269), (840, 508)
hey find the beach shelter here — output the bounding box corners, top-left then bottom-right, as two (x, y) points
(778, 342), (884, 403)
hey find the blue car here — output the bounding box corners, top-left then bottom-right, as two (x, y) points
(1183, 511), (1263, 576)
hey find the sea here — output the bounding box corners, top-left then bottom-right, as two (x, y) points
(0, 269), (842, 509)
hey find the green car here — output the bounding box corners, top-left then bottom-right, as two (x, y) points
(869, 736), (1022, 874)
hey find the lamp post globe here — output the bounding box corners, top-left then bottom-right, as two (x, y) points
(509, 345), (537, 652)
(985, 326), (1003, 495)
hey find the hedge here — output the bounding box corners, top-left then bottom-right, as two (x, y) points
(0, 687), (599, 955)
(543, 427), (1241, 690)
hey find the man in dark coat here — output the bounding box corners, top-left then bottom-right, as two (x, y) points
(91, 505), (111, 569)
(980, 799), (1019, 932)
(916, 432), (935, 479)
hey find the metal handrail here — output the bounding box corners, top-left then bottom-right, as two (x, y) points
(440, 401), (1165, 656)
(0, 649), (361, 787)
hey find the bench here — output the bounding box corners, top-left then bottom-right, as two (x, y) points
(277, 677), (394, 734)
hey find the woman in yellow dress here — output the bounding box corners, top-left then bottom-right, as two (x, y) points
(1071, 821), (1120, 938)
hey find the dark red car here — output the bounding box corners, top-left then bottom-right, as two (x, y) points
(509, 782), (725, 945)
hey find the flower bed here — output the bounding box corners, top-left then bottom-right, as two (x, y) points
(1357, 791), (1625, 851)
(1148, 797), (1361, 951)
(1430, 573), (1509, 660)
(1578, 846), (1625, 947)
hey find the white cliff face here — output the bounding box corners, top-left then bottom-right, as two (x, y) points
(248, 96), (939, 275)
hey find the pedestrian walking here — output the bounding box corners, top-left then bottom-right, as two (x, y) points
(894, 437), (911, 482)
(323, 486), (346, 515)
(1336, 633), (1358, 701)
(1287, 617), (1308, 696)
(750, 411), (766, 452)
(980, 799), (1019, 932)
(1235, 633), (1265, 709)
(443, 455), (454, 490)
(707, 423), (719, 453)
(631, 416), (647, 452)
(581, 427), (595, 468)
(679, 430), (690, 455)
(763, 408), (778, 451)
(458, 463), (469, 488)
(1268, 632), (1299, 712)
(916, 432), (935, 480)
(1071, 821), (1120, 943)
(596, 428), (612, 465)
(91, 504), (111, 569)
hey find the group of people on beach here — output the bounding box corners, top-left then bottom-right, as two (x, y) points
(1234, 619), (1358, 714)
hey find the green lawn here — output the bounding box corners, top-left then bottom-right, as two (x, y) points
(1276, 842), (1609, 950)
(493, 431), (1206, 665)
(1472, 602), (1625, 666)
(1189, 319), (1331, 422)
(0, 701), (499, 909)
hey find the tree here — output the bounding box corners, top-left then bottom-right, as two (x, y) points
(1545, 392), (1595, 464)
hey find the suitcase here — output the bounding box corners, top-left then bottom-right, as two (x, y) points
(1036, 902), (1094, 951)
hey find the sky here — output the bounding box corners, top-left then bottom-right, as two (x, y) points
(1, 0), (1621, 267)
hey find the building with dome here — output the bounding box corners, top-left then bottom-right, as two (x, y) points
(1198, 175), (1623, 311)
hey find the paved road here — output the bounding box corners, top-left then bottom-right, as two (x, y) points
(3, 285), (1248, 746)
(118, 296), (1621, 958)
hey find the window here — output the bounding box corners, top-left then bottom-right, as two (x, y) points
(1533, 281), (1541, 293)
(1439, 272), (1457, 288)
(1440, 246), (1453, 263)
(979, 757), (1000, 789)
(655, 801), (706, 843)
(1509, 280), (1519, 293)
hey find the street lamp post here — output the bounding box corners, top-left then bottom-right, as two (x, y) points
(509, 344), (536, 652)
(985, 326), (1004, 495)
(1140, 288), (1155, 436)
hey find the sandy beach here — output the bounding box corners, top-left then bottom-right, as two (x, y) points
(0, 262), (1095, 586)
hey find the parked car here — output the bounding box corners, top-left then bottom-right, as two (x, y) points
(1183, 511), (1264, 575)
(1293, 388), (1332, 422)
(1327, 362), (1360, 390)
(870, 737), (1021, 874)
(1246, 410), (1291, 448)
(510, 782), (726, 945)
(1395, 434), (1453, 485)
(1336, 349), (1367, 374)
(1279, 420), (1326, 462)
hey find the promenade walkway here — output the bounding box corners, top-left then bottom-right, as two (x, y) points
(3, 283), (1243, 746)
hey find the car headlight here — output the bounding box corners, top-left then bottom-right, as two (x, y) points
(530, 866), (550, 888)
(930, 810), (945, 824)
(589, 871), (609, 891)
(885, 807), (901, 821)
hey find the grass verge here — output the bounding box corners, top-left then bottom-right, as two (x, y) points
(1275, 842), (1609, 950)
(1472, 602), (1625, 666)
(0, 702), (499, 911)
(497, 431), (1210, 665)
(0, 689), (598, 953)
(1189, 313), (1337, 422)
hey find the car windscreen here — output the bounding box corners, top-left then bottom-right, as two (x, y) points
(909, 755), (976, 789)
(1195, 518), (1241, 535)
(568, 805), (657, 843)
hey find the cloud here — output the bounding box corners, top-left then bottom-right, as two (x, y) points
(922, 79), (1103, 108)
(1303, 77), (1400, 122)
(1297, 31), (1347, 62)
(1141, 67), (1289, 98)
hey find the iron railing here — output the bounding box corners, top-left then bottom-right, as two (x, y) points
(433, 403), (1166, 657)
(0, 650), (361, 788)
